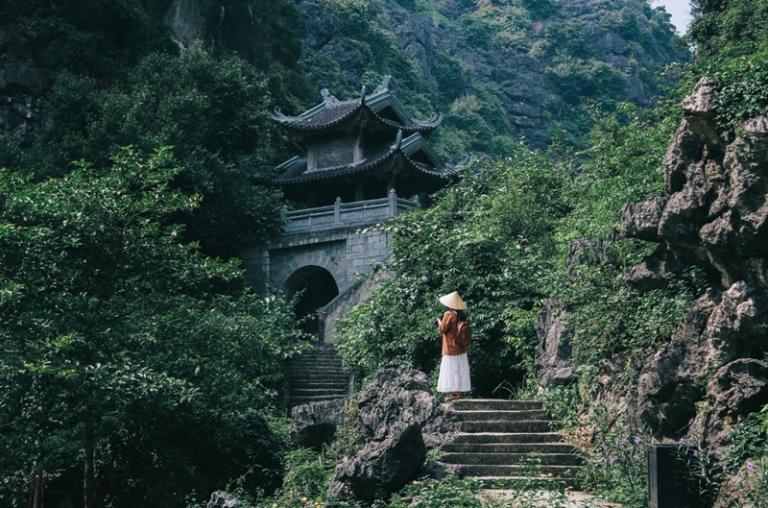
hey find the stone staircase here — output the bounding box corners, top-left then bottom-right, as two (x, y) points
(441, 399), (582, 488)
(288, 343), (350, 408)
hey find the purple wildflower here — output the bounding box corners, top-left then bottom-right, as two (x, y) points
(633, 436), (642, 445)
(747, 462), (755, 472)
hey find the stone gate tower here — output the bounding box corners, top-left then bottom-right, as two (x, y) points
(244, 76), (462, 339)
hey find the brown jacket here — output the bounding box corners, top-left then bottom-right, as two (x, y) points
(439, 310), (470, 356)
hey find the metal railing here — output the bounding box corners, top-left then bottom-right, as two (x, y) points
(283, 189), (418, 233)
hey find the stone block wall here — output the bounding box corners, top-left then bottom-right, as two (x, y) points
(243, 226), (391, 297)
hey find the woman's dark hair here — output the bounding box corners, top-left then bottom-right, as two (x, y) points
(454, 309), (468, 321)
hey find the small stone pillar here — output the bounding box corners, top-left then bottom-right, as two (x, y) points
(388, 188), (398, 216)
(334, 196), (342, 224)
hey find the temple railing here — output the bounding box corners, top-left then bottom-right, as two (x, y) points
(283, 189), (418, 234)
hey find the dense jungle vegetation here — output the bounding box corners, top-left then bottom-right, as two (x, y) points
(1, 0), (768, 507)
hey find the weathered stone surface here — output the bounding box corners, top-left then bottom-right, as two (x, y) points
(355, 369), (455, 448)
(609, 78), (768, 489)
(626, 244), (689, 292)
(296, 0), (683, 148)
(534, 298), (574, 387)
(535, 236), (617, 387)
(291, 398), (347, 451)
(327, 369), (456, 502)
(620, 197), (667, 241)
(330, 423), (426, 503)
(690, 359), (768, 462)
(206, 491), (241, 508)
(714, 460), (765, 508)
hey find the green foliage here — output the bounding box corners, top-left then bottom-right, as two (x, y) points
(20, 48), (285, 257)
(336, 147), (568, 393)
(577, 413), (651, 508)
(261, 449), (335, 508)
(690, 0), (768, 59)
(0, 0), (173, 79)
(383, 476), (492, 508)
(699, 43), (768, 138)
(298, 0), (683, 156)
(0, 148), (310, 507)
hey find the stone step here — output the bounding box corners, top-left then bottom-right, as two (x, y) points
(453, 410), (548, 421)
(289, 366), (346, 373)
(288, 371), (349, 379)
(458, 420), (554, 433)
(289, 395), (347, 407)
(290, 357), (343, 363)
(441, 453), (581, 466)
(442, 443), (577, 454)
(473, 476), (579, 489)
(452, 399), (544, 411)
(291, 388), (349, 396)
(291, 379), (349, 390)
(452, 433), (566, 444)
(290, 366), (344, 372)
(292, 354), (342, 360)
(454, 464), (581, 477)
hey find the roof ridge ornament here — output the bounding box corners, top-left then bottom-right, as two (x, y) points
(320, 88), (338, 106)
(394, 129), (403, 150)
(375, 75), (393, 94)
(360, 85), (367, 106)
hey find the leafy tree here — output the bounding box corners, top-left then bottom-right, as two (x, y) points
(23, 49), (286, 257)
(690, 0), (768, 58)
(0, 148), (309, 507)
(0, 0), (173, 79)
(336, 147), (568, 394)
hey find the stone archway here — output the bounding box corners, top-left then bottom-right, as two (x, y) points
(284, 265), (340, 336)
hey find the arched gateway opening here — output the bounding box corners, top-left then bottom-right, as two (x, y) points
(284, 265), (340, 336)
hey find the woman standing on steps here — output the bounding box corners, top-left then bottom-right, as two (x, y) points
(436, 291), (472, 402)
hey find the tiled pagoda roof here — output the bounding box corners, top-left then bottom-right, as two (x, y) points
(271, 77), (442, 135)
(272, 131), (463, 185)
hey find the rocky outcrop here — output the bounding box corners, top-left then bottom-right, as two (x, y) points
(713, 460), (765, 508)
(291, 398), (347, 451)
(534, 298), (574, 387)
(327, 369), (455, 503)
(621, 77), (768, 442)
(297, 0), (683, 147)
(690, 359), (768, 462)
(353, 369), (455, 449)
(328, 423), (426, 503)
(535, 235), (618, 388)
(206, 491), (241, 508)
(613, 77), (768, 495)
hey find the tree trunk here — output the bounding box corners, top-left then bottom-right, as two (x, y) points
(84, 421), (95, 508)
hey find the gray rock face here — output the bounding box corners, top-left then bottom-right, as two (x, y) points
(615, 78), (768, 490)
(327, 369), (455, 502)
(713, 460), (764, 508)
(206, 491), (241, 508)
(534, 298), (574, 387)
(297, 0), (683, 147)
(291, 398), (347, 451)
(330, 423), (426, 503)
(690, 359), (768, 462)
(354, 369), (455, 448)
(535, 236), (617, 387)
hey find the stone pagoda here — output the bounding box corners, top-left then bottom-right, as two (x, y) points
(244, 76), (462, 339)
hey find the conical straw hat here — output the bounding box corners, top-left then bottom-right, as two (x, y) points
(439, 291), (466, 310)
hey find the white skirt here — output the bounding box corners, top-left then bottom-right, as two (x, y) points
(437, 353), (471, 393)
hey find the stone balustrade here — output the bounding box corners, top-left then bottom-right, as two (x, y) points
(283, 189), (417, 234)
